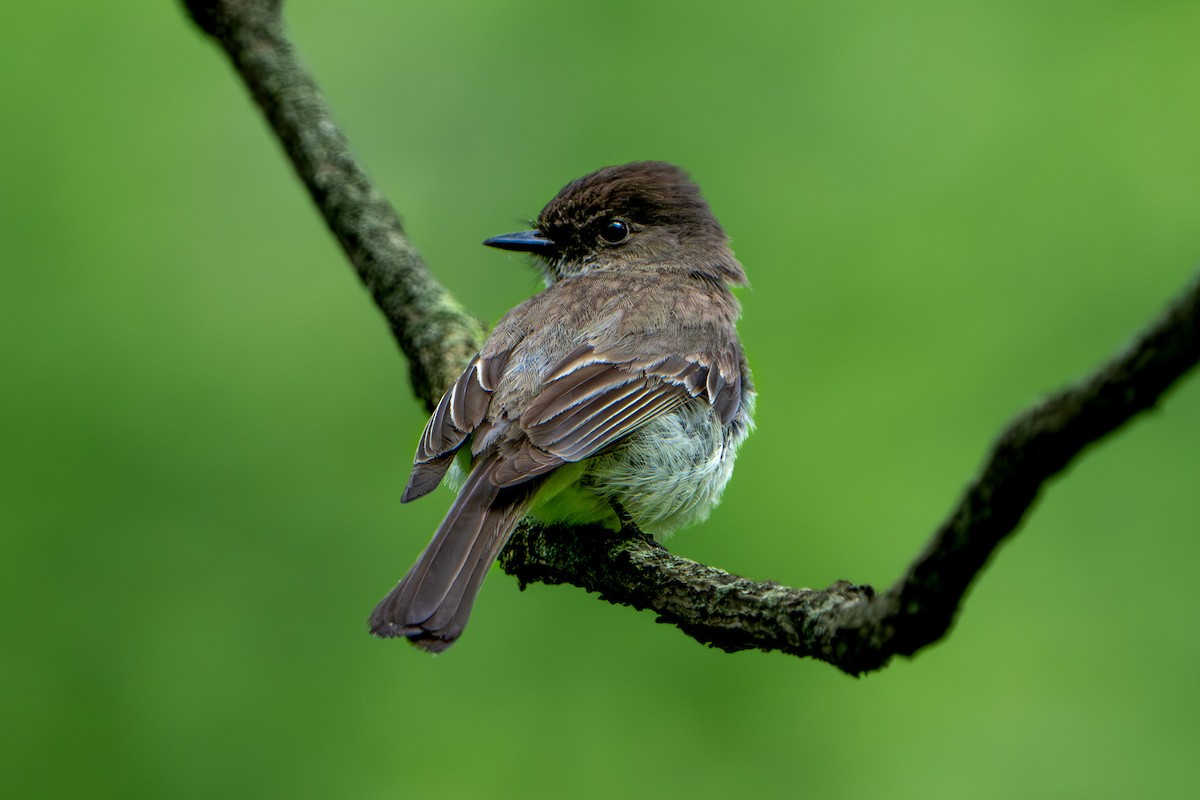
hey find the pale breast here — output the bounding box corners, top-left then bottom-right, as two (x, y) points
(529, 396), (753, 538)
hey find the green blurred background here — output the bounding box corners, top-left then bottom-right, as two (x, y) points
(3, 1), (1198, 797)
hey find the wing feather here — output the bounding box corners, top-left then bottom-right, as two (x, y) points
(410, 344), (746, 495)
(489, 346), (725, 488)
(533, 379), (646, 447)
(551, 390), (684, 462)
(402, 352), (507, 503)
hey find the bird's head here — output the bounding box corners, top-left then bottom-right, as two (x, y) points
(484, 161), (746, 287)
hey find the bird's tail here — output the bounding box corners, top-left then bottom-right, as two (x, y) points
(368, 458), (536, 652)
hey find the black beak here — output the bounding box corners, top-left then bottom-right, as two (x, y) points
(482, 229), (557, 255)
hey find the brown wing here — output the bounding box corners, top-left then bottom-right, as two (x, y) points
(401, 352), (507, 503)
(489, 344), (744, 488)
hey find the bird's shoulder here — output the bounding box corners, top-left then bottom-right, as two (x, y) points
(483, 270), (740, 357)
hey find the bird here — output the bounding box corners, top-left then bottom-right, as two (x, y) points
(368, 161), (754, 652)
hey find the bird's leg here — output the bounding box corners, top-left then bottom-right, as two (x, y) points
(610, 501), (655, 544)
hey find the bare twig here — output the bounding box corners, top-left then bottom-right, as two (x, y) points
(184, 0), (1200, 673)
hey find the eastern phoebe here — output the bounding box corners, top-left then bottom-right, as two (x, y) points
(369, 161), (754, 651)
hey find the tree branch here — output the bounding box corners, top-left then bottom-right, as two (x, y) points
(499, 275), (1200, 674)
(182, 0), (482, 409)
(184, 0), (1200, 674)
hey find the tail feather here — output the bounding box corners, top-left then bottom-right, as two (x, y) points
(390, 465), (502, 623)
(369, 458), (536, 652)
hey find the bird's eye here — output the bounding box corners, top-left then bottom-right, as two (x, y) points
(599, 218), (631, 245)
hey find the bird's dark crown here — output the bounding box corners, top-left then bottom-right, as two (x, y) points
(531, 161), (746, 285)
(538, 162), (722, 236)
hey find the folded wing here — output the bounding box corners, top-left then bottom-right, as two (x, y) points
(490, 344), (744, 488)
